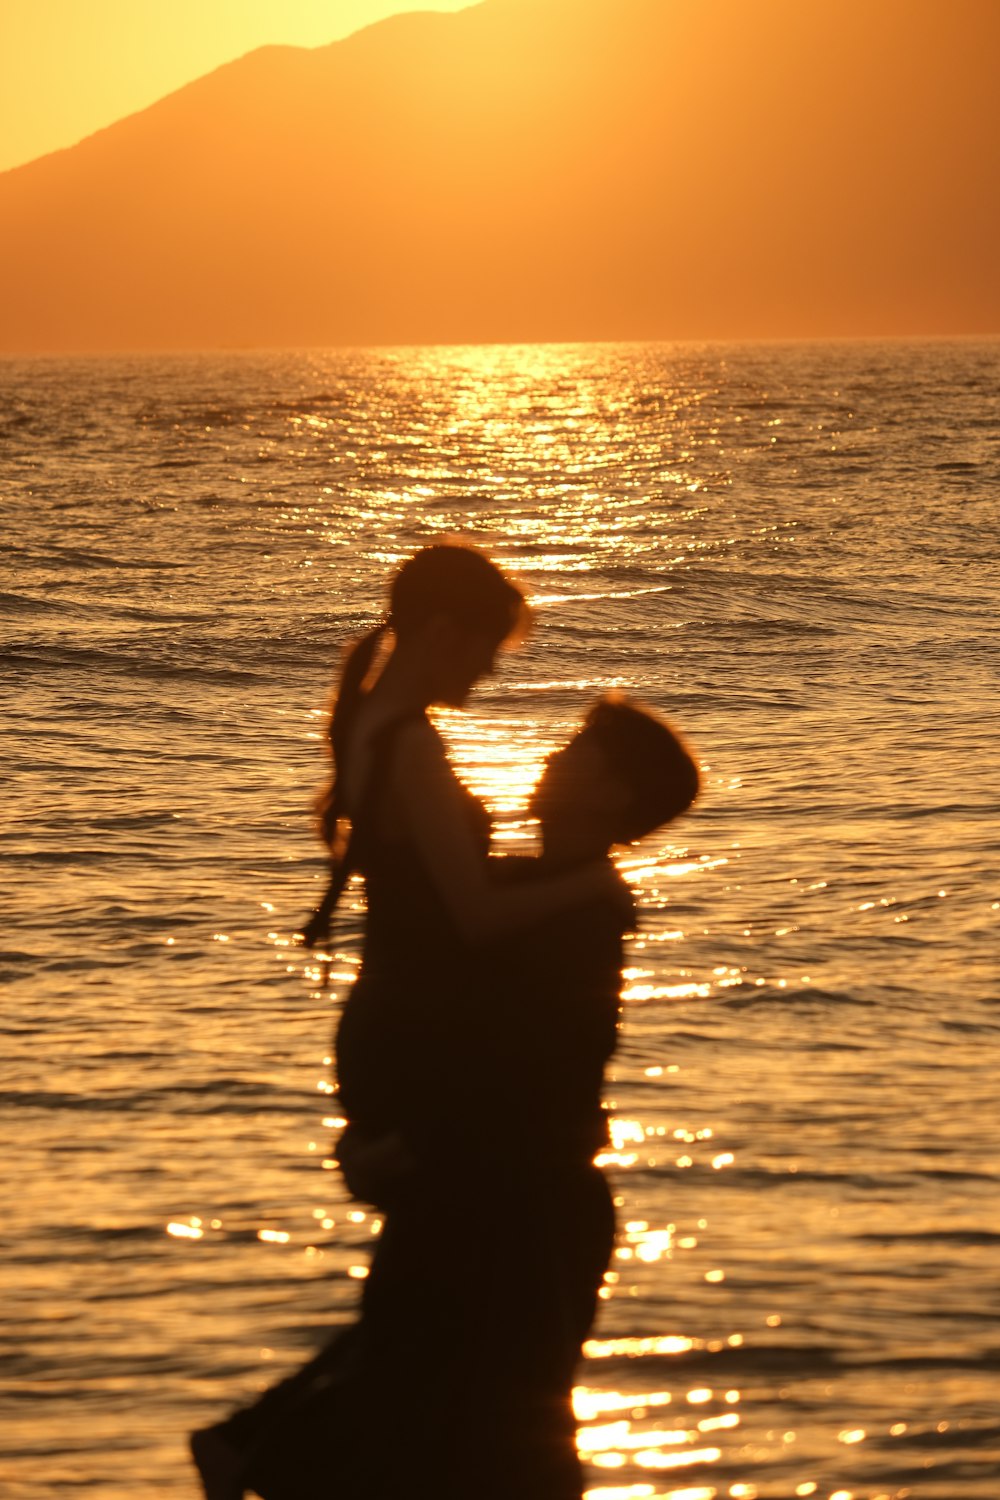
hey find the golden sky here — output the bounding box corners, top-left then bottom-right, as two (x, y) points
(0, 0), (472, 175)
(1, 0), (996, 349)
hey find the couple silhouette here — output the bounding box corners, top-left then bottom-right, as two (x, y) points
(192, 544), (699, 1500)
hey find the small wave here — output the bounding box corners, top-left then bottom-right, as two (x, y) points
(910, 1166), (1000, 1185)
(76, 813), (184, 833)
(883, 801), (987, 821)
(0, 1080), (294, 1114)
(718, 984), (872, 1010)
(3, 643), (267, 683)
(42, 546), (187, 571)
(0, 409), (35, 434)
(855, 1229), (1000, 1247)
(851, 1349), (1000, 1375)
(0, 590), (71, 614)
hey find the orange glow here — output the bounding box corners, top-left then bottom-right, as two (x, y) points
(0, 1), (472, 175)
(1, 0), (998, 351)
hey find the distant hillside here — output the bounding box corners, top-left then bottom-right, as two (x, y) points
(1, 0), (998, 352)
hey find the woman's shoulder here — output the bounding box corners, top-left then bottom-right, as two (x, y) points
(352, 707), (440, 776)
(382, 714), (452, 783)
(340, 706), (435, 816)
(386, 712), (440, 749)
(374, 711), (485, 822)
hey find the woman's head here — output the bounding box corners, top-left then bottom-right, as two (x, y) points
(386, 544), (529, 708)
(321, 545), (528, 846)
(388, 544), (527, 646)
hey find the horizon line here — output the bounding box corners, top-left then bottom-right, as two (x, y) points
(3, 330), (999, 362)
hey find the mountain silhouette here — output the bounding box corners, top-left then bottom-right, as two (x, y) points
(1, 0), (997, 352)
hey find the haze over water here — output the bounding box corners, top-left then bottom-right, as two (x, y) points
(3, 339), (999, 1499)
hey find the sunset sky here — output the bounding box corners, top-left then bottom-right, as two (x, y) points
(0, 0), (471, 174)
(1, 0), (997, 350)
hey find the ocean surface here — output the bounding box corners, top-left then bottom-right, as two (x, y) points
(2, 339), (998, 1500)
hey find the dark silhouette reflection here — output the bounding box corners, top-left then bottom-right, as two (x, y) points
(191, 547), (698, 1499)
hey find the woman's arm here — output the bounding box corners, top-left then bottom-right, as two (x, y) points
(300, 874), (342, 948)
(391, 720), (629, 944)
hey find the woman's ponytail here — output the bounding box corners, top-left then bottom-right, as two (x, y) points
(303, 622), (388, 947)
(316, 622), (388, 852)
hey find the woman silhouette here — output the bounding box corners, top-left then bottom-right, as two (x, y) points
(192, 544), (629, 1500)
(310, 544), (627, 1174)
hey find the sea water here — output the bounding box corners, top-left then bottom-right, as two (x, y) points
(2, 339), (999, 1500)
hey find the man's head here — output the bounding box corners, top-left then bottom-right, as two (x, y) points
(530, 697), (700, 863)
